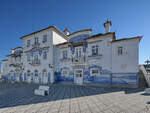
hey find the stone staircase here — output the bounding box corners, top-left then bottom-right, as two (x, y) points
(139, 65), (150, 87)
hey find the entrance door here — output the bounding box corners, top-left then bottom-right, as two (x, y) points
(16, 72), (20, 82)
(75, 69), (83, 85)
(34, 70), (39, 83)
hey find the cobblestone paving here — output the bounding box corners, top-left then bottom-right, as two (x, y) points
(0, 83), (150, 113)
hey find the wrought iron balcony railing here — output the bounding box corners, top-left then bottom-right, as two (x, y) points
(9, 63), (23, 67)
(30, 60), (41, 66)
(72, 56), (86, 63)
(32, 43), (40, 47)
(60, 58), (71, 62)
(88, 54), (102, 59)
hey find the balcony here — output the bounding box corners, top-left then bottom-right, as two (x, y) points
(29, 60), (41, 66)
(88, 54), (102, 59)
(9, 63), (23, 70)
(60, 58), (70, 62)
(32, 43), (40, 48)
(9, 63), (23, 67)
(72, 56), (86, 64)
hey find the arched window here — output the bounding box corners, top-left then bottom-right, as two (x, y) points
(10, 71), (14, 76)
(62, 69), (69, 77)
(16, 72), (19, 77)
(27, 70), (30, 76)
(43, 69), (47, 77)
(34, 70), (38, 76)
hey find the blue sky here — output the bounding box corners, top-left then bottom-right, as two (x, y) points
(0, 0), (149, 64)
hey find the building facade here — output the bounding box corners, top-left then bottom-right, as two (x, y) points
(2, 21), (142, 87)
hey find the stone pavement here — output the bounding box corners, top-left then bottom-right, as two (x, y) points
(0, 83), (150, 113)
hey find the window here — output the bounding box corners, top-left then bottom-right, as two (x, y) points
(43, 69), (47, 77)
(34, 70), (38, 76)
(91, 68), (99, 76)
(27, 40), (30, 47)
(43, 35), (47, 43)
(75, 48), (82, 58)
(62, 69), (68, 76)
(118, 47), (123, 55)
(75, 69), (82, 77)
(27, 70), (30, 76)
(27, 54), (30, 62)
(34, 53), (39, 61)
(34, 37), (39, 44)
(16, 72), (19, 77)
(92, 45), (99, 56)
(43, 51), (47, 59)
(62, 50), (67, 59)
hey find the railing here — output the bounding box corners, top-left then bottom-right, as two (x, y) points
(60, 58), (70, 62)
(32, 43), (40, 47)
(72, 56), (85, 63)
(9, 63), (23, 67)
(30, 60), (41, 66)
(88, 54), (102, 59)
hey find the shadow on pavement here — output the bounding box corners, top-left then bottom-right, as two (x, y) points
(0, 82), (145, 109)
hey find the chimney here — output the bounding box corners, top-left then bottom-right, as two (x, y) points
(104, 20), (112, 33)
(11, 48), (15, 54)
(64, 28), (70, 36)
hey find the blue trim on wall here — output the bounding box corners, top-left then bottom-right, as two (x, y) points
(82, 65), (111, 84)
(112, 73), (138, 86)
(39, 72), (41, 83)
(83, 44), (88, 53)
(24, 73), (26, 81)
(48, 72), (50, 83)
(31, 73), (34, 82)
(55, 67), (74, 82)
(88, 54), (102, 58)
(70, 47), (75, 54)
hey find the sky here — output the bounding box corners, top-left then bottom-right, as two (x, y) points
(0, 0), (149, 64)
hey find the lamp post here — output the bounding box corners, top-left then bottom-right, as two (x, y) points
(145, 59), (150, 69)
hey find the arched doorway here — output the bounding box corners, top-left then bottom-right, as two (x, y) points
(34, 70), (39, 83)
(27, 70), (31, 83)
(15, 71), (20, 82)
(42, 69), (48, 84)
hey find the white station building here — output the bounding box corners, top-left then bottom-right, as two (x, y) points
(2, 21), (142, 87)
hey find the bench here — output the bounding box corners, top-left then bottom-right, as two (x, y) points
(34, 89), (45, 96)
(34, 85), (50, 96)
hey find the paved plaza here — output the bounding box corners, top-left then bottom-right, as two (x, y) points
(0, 83), (150, 113)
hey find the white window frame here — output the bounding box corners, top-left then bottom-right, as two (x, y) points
(34, 70), (38, 76)
(27, 70), (31, 76)
(27, 40), (30, 47)
(92, 45), (99, 56)
(43, 51), (47, 60)
(90, 68), (100, 76)
(43, 35), (47, 43)
(75, 47), (82, 58)
(33, 52), (39, 61)
(27, 53), (30, 62)
(74, 69), (83, 78)
(118, 46), (123, 56)
(62, 50), (68, 59)
(62, 69), (69, 77)
(43, 69), (47, 77)
(34, 37), (39, 44)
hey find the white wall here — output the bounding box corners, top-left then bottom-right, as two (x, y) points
(22, 30), (53, 76)
(111, 39), (139, 73)
(52, 31), (67, 45)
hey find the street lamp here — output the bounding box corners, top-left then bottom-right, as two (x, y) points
(145, 59), (150, 69)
